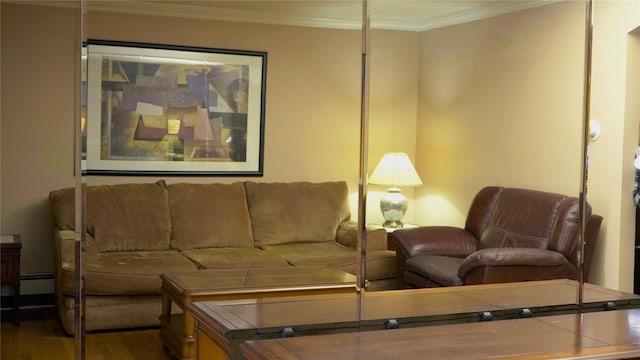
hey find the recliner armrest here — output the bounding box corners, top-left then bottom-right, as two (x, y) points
(392, 226), (478, 258)
(458, 247), (568, 278)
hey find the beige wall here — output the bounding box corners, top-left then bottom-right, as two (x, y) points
(367, 29), (420, 225)
(413, 2), (584, 225)
(1, 4), (78, 294)
(587, 0), (640, 292)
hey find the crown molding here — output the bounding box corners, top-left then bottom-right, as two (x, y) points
(10, 0), (562, 32)
(414, 0), (561, 32)
(86, 1), (364, 30)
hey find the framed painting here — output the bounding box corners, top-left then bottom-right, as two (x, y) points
(84, 39), (266, 176)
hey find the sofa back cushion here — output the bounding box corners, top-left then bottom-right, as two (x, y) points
(476, 188), (578, 252)
(49, 181), (172, 252)
(89, 182), (171, 252)
(167, 182), (253, 250)
(50, 182), (171, 251)
(245, 181), (351, 247)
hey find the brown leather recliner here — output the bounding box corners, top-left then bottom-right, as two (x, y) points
(392, 186), (603, 289)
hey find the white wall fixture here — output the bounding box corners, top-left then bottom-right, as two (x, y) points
(589, 118), (601, 141)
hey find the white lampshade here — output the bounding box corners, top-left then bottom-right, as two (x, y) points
(369, 152), (422, 187)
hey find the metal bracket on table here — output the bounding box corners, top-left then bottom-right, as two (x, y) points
(280, 327), (296, 338)
(384, 319), (399, 329)
(478, 311), (494, 322)
(519, 308), (534, 318)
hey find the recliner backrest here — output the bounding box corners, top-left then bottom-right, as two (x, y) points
(465, 187), (588, 267)
(547, 197), (589, 268)
(465, 186), (502, 239)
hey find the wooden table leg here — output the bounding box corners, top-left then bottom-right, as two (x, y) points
(184, 306), (195, 358)
(12, 282), (20, 325)
(161, 288), (171, 321)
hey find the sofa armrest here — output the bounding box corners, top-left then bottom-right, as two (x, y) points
(458, 248), (569, 278)
(54, 230), (76, 268)
(336, 221), (387, 251)
(54, 229), (99, 298)
(54, 229), (98, 269)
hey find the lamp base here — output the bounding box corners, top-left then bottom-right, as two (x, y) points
(382, 220), (405, 229)
(380, 187), (408, 229)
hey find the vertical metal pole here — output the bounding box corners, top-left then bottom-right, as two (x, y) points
(74, 0), (86, 358)
(357, 0), (371, 296)
(578, 0), (594, 310)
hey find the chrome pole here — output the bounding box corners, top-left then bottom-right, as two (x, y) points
(357, 0), (371, 296)
(74, 0), (87, 358)
(578, 0), (594, 310)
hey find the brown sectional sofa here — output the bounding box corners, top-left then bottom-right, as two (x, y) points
(49, 180), (395, 335)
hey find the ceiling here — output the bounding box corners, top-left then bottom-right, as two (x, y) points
(83, 0), (559, 31)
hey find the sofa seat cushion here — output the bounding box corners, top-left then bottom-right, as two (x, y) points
(405, 255), (464, 287)
(262, 242), (396, 281)
(245, 181), (351, 247)
(84, 250), (197, 295)
(167, 182), (254, 250)
(181, 248), (290, 269)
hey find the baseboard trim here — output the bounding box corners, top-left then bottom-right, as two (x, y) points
(0, 293), (55, 310)
(1, 272), (56, 309)
(21, 272), (55, 281)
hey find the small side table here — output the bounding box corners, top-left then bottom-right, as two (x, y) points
(369, 223), (419, 250)
(160, 267), (357, 360)
(1, 234), (22, 325)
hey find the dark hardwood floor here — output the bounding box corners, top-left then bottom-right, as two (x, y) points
(1, 307), (172, 360)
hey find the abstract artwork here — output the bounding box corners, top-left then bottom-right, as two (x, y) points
(84, 40), (266, 175)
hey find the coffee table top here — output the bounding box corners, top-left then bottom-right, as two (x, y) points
(188, 279), (640, 337)
(161, 267), (357, 297)
(238, 309), (640, 360)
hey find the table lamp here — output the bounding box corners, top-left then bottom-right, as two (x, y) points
(369, 152), (423, 228)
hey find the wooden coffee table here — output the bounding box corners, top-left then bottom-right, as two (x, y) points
(188, 279), (640, 360)
(159, 267), (358, 360)
(238, 309), (640, 360)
